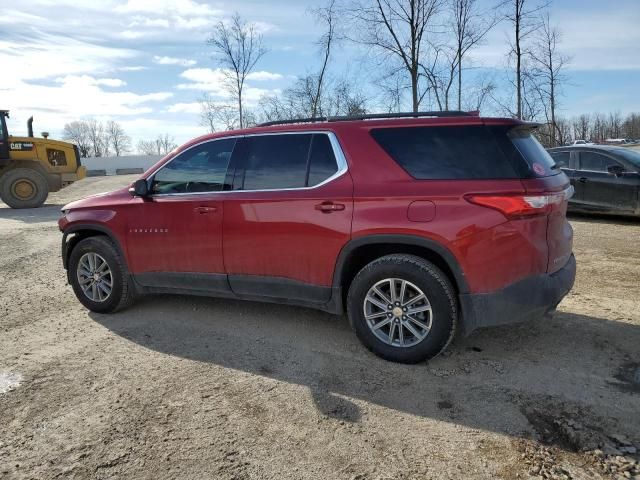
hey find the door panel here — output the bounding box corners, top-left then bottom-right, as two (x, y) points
(127, 195), (225, 274)
(223, 174), (354, 288)
(126, 137), (236, 278)
(578, 151), (636, 212)
(222, 132), (353, 292)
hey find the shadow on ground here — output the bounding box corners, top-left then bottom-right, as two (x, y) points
(91, 294), (640, 450)
(0, 204), (64, 224)
(568, 211), (640, 225)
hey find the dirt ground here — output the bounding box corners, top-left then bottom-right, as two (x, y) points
(1, 175), (639, 480)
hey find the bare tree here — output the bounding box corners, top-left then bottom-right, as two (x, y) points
(348, 0), (442, 112)
(105, 120), (131, 156)
(503, 0), (549, 119)
(309, 0), (338, 118)
(200, 94), (240, 132)
(623, 113), (640, 139)
(155, 134), (178, 155)
(528, 13), (569, 146)
(136, 135), (177, 156)
(449, 0), (499, 110)
(85, 119), (105, 157)
(258, 76), (367, 121)
(607, 112), (623, 139)
(62, 121), (91, 157)
(207, 13), (267, 128)
(571, 114), (590, 141)
(137, 140), (158, 156)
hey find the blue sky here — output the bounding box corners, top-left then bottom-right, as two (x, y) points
(0, 0), (638, 147)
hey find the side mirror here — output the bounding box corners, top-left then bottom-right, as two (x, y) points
(130, 178), (150, 197)
(607, 164), (625, 176)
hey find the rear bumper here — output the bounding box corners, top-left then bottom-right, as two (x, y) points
(459, 254), (576, 335)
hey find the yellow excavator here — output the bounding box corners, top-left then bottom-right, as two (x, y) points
(0, 110), (86, 208)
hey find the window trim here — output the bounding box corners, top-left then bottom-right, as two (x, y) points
(150, 131), (347, 197)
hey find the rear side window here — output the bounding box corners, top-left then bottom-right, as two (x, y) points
(232, 133), (339, 190)
(370, 126), (518, 179)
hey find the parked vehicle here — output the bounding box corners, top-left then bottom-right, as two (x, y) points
(548, 145), (640, 217)
(59, 111), (576, 363)
(0, 110), (86, 208)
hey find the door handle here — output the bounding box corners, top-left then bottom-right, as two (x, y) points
(578, 177), (588, 183)
(315, 202), (345, 213)
(194, 206), (217, 214)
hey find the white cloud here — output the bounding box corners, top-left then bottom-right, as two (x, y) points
(469, 4), (640, 72)
(0, 34), (137, 87)
(246, 71), (284, 81)
(176, 68), (283, 106)
(153, 55), (197, 67)
(167, 102), (202, 114)
(115, 0), (220, 16)
(128, 16), (170, 28)
(118, 65), (148, 72)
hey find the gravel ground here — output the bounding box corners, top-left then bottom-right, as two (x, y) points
(1, 175), (639, 480)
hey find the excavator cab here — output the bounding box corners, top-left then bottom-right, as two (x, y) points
(0, 110), (86, 209)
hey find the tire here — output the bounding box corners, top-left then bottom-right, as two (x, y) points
(68, 236), (134, 313)
(0, 168), (49, 208)
(347, 254), (457, 364)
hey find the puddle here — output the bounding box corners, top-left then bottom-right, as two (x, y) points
(0, 371), (22, 394)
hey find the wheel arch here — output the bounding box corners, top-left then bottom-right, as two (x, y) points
(332, 235), (469, 305)
(62, 224), (128, 272)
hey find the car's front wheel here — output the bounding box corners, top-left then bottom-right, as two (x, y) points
(347, 254), (457, 363)
(68, 236), (134, 313)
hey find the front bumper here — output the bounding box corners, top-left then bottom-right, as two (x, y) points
(459, 254), (576, 335)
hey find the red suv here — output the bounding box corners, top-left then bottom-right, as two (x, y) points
(59, 112), (575, 363)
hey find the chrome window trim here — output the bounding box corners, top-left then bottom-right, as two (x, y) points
(149, 131), (348, 197)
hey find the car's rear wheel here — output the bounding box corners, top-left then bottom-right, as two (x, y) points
(347, 254), (457, 363)
(0, 168), (49, 209)
(68, 236), (134, 313)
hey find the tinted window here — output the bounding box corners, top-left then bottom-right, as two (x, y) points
(370, 126), (518, 179)
(508, 129), (559, 176)
(307, 134), (339, 186)
(152, 138), (235, 194)
(580, 152), (619, 172)
(550, 151), (571, 168)
(616, 148), (640, 169)
(234, 134), (339, 190)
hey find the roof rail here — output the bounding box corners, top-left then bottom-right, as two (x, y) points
(257, 110), (479, 127)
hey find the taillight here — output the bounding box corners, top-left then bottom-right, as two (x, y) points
(466, 186), (573, 219)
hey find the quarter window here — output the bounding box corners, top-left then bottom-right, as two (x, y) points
(307, 134), (339, 186)
(152, 138), (236, 194)
(370, 126), (518, 179)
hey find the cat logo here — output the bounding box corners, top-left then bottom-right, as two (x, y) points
(9, 142), (34, 151)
